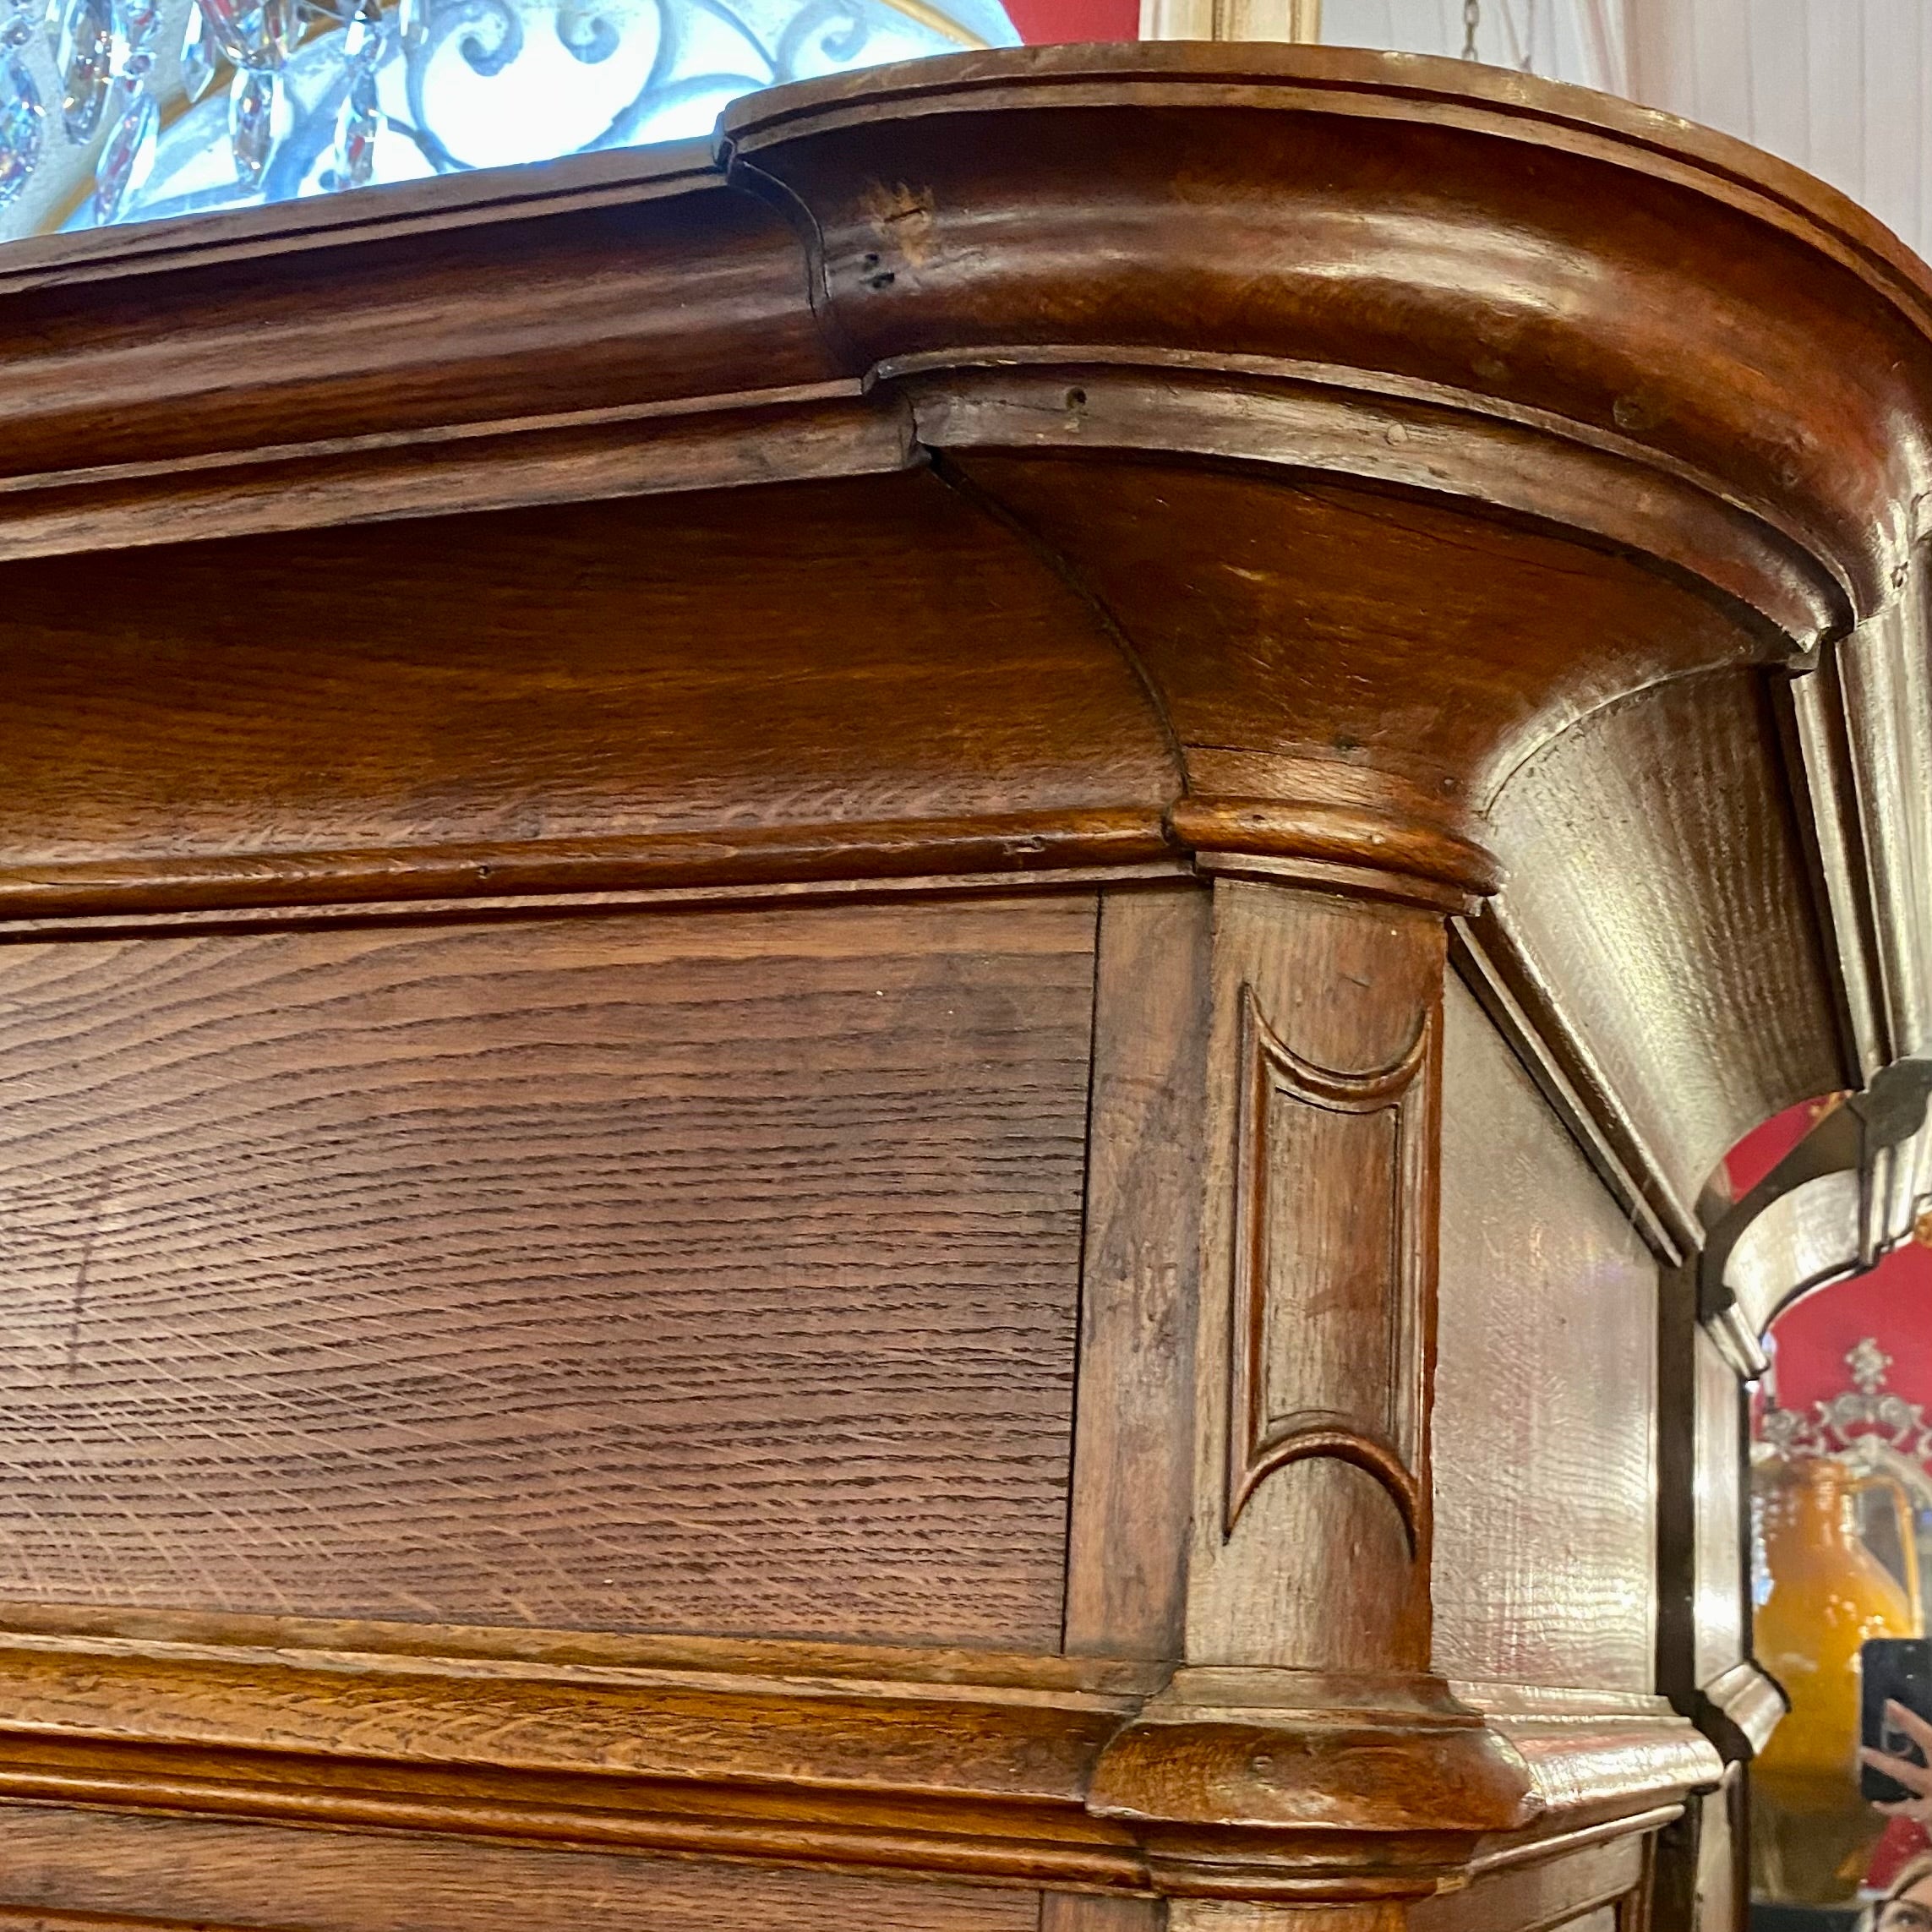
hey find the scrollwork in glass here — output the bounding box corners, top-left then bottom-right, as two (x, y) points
(0, 0), (1012, 236)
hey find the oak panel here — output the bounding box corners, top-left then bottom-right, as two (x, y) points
(0, 1804), (1044, 1932)
(0, 470), (1174, 908)
(1486, 667), (1843, 1220)
(0, 897), (1094, 1643)
(1063, 885), (1210, 1659)
(1040, 1900), (1167, 1930)
(1409, 1835), (1644, 1932)
(1435, 975), (1659, 1692)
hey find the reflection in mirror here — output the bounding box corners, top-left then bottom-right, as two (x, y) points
(1736, 1100), (1932, 1928)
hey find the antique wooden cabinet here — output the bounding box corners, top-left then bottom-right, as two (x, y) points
(0, 41), (1924, 1932)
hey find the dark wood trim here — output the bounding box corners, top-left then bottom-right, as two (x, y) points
(0, 390), (916, 564)
(0, 864), (1190, 945)
(1449, 919), (1686, 1268)
(0, 812), (1174, 924)
(1775, 664), (1889, 1084)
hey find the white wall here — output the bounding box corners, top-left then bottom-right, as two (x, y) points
(1317, 0), (1932, 263)
(1319, 0), (1622, 90)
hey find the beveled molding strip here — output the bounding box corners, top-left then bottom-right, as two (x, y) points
(0, 387), (913, 565)
(0, 1608), (1150, 1891)
(1449, 909), (1701, 1268)
(906, 361), (1841, 656)
(0, 1607), (1716, 1902)
(1175, 798), (1502, 919)
(0, 810), (1173, 924)
(0, 795), (1502, 929)
(1693, 1659), (1788, 1763)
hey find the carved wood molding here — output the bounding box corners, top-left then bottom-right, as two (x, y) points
(0, 1612), (1149, 1889)
(0, 45), (1906, 1195)
(1171, 797), (1502, 915)
(0, 810), (1175, 922)
(1225, 985), (1432, 1547)
(1086, 1670), (1714, 1902)
(1692, 1659), (1788, 1763)
(727, 44), (1932, 637)
(906, 363), (1834, 657)
(0, 1607), (1718, 1902)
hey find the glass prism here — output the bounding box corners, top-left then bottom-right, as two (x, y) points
(177, 0), (219, 98)
(91, 74), (154, 221)
(341, 0), (379, 61)
(52, 0), (111, 142)
(0, 52), (41, 206)
(200, 0), (299, 68)
(330, 60), (376, 188)
(227, 62), (283, 183)
(108, 0), (155, 54)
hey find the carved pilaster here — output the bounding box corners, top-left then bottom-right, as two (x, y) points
(1194, 881), (1444, 1673)
(1089, 878), (1533, 1901)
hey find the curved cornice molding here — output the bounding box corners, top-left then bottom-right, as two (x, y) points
(723, 41), (1932, 645)
(0, 42), (1924, 1002)
(2, 41), (1923, 652)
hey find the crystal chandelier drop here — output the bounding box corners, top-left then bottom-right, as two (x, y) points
(1, 0), (1014, 236)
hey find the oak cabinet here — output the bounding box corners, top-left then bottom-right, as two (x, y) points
(0, 41), (1924, 1932)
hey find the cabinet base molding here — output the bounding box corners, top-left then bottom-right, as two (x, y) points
(0, 1612), (1715, 1908)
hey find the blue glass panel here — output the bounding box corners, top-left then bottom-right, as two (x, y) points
(14, 0), (1013, 233)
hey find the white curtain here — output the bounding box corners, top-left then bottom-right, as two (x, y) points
(1318, 0), (1931, 264)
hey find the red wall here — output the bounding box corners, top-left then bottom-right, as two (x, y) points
(1728, 1098), (1932, 1420)
(1769, 1245), (1932, 1416)
(1003, 0), (1139, 41)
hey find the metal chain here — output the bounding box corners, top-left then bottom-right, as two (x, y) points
(1461, 0), (1479, 59)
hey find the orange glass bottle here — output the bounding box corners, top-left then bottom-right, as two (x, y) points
(1754, 1454), (1924, 1904)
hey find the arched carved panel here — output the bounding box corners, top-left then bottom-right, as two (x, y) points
(1225, 980), (1433, 1547)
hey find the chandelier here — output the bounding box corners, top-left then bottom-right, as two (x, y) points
(1760, 1336), (1932, 1464)
(0, 0), (1012, 236)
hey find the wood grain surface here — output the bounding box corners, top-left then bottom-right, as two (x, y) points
(1040, 1898), (1167, 1931)
(0, 1804), (1045, 1932)
(1187, 881), (1442, 1674)
(1063, 885), (1210, 1660)
(952, 456), (1761, 816)
(0, 157), (843, 478)
(1689, 1329), (1749, 1694)
(1485, 668), (1844, 1222)
(0, 41), (1908, 1924)
(733, 42), (1932, 625)
(0, 473), (1176, 920)
(1166, 1907), (1401, 1932)
(0, 897), (1094, 1641)
(1657, 1270), (1754, 1734)
(1435, 975), (1659, 1694)
(1410, 1834), (1643, 1932)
